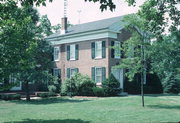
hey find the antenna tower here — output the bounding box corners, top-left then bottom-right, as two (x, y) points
(77, 10), (81, 24)
(64, 0), (67, 17)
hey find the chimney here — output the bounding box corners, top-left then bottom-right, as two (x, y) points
(61, 17), (67, 34)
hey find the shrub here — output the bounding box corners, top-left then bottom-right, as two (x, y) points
(48, 85), (57, 93)
(61, 78), (77, 96)
(102, 74), (121, 96)
(61, 73), (95, 96)
(92, 87), (105, 97)
(0, 94), (21, 100)
(0, 83), (17, 91)
(162, 73), (180, 94)
(36, 92), (57, 98)
(124, 73), (163, 94)
(75, 74), (95, 96)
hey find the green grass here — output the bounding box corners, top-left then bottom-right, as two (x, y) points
(0, 94), (180, 123)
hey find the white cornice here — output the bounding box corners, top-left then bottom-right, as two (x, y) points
(49, 29), (119, 45)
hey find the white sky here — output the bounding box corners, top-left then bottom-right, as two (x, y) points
(37, 0), (145, 26)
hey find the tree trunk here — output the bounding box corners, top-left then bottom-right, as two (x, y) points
(25, 81), (30, 101)
(141, 72), (144, 107)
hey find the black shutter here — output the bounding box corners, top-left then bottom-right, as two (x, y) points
(102, 67), (106, 82)
(58, 69), (61, 78)
(91, 42), (95, 59)
(102, 41), (106, 58)
(52, 48), (54, 61)
(67, 68), (70, 78)
(67, 45), (70, 60)
(75, 44), (79, 60)
(91, 67), (95, 82)
(52, 69), (54, 76)
(75, 68), (79, 73)
(111, 41), (115, 58)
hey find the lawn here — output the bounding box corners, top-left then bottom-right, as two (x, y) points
(0, 94), (180, 123)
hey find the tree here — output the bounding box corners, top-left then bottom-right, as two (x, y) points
(0, 1), (53, 101)
(38, 15), (53, 37)
(115, 14), (149, 107)
(92, 0), (179, 105)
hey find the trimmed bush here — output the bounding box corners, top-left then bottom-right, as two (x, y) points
(36, 92), (57, 98)
(61, 73), (95, 96)
(102, 74), (121, 96)
(0, 94), (21, 100)
(92, 87), (105, 97)
(61, 78), (77, 96)
(48, 85), (57, 93)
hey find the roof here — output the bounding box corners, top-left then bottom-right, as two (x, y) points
(46, 15), (125, 39)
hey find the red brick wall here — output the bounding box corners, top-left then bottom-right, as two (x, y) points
(53, 30), (131, 82)
(54, 38), (109, 81)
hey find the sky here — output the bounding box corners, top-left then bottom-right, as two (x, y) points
(37, 0), (145, 26)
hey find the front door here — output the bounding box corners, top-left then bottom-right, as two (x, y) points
(111, 68), (124, 90)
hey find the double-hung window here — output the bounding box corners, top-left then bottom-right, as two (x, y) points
(70, 68), (77, 77)
(67, 44), (79, 60)
(114, 41), (121, 59)
(67, 68), (79, 78)
(92, 41), (106, 59)
(54, 47), (60, 61)
(70, 44), (76, 60)
(95, 41), (102, 58)
(92, 67), (106, 83)
(53, 68), (61, 82)
(95, 68), (102, 83)
(9, 74), (17, 83)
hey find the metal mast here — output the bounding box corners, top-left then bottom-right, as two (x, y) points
(64, 0), (67, 17)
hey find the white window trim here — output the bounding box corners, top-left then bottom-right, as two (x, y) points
(70, 68), (76, 77)
(53, 68), (60, 77)
(54, 46), (60, 61)
(114, 41), (121, 59)
(95, 41), (102, 59)
(95, 67), (102, 84)
(70, 44), (76, 61)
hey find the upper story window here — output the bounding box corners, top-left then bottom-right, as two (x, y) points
(114, 41), (121, 59)
(91, 41), (106, 59)
(53, 46), (60, 61)
(70, 44), (76, 60)
(67, 44), (79, 61)
(95, 41), (102, 58)
(111, 41), (121, 59)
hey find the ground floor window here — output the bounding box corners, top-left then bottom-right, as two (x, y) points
(9, 73), (21, 91)
(53, 68), (61, 82)
(67, 68), (79, 78)
(92, 67), (106, 83)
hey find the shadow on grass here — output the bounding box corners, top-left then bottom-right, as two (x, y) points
(10, 97), (90, 105)
(4, 119), (91, 123)
(147, 104), (180, 110)
(145, 94), (180, 97)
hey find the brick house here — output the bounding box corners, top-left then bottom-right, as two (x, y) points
(46, 16), (131, 90)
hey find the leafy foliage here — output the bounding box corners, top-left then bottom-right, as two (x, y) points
(61, 73), (95, 96)
(48, 85), (57, 93)
(102, 74), (121, 96)
(0, 1), (54, 100)
(85, 0), (136, 11)
(0, 94), (21, 100)
(36, 92), (57, 98)
(92, 87), (106, 97)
